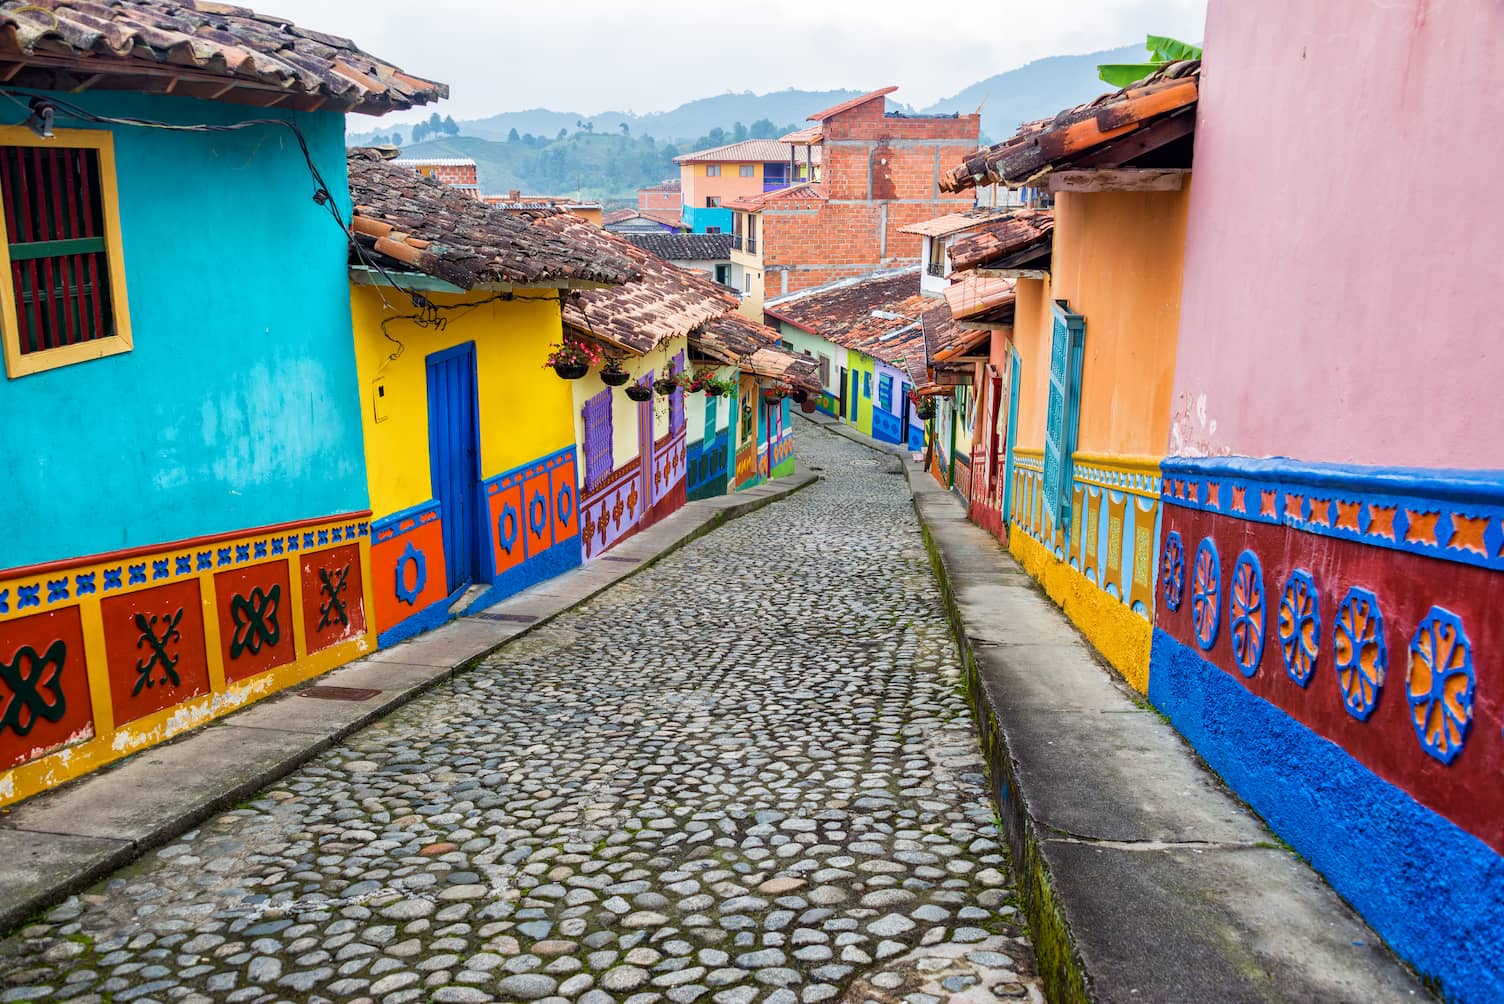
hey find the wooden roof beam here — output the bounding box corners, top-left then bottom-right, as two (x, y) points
(1047, 168), (1189, 193)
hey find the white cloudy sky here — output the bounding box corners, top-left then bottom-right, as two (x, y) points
(289, 0), (1207, 128)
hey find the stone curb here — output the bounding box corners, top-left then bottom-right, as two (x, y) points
(0, 470), (817, 935)
(798, 416), (1426, 1003)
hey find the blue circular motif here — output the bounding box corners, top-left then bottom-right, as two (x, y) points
(529, 493), (548, 537)
(498, 504), (519, 555)
(1278, 570), (1320, 687)
(1228, 551), (1265, 676)
(1407, 607), (1474, 764)
(1191, 537), (1220, 651)
(394, 541), (426, 605)
(556, 483), (574, 526)
(1334, 587), (1386, 721)
(1162, 531), (1185, 613)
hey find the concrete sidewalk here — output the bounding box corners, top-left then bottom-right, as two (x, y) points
(801, 414), (1427, 1002)
(0, 471), (815, 935)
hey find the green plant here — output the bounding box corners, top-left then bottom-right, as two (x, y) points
(1097, 35), (1202, 87)
(543, 337), (602, 369)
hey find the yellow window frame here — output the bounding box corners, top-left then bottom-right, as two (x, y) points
(0, 126), (132, 379)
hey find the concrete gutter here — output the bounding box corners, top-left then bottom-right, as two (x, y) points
(801, 415), (1429, 1003)
(0, 471), (816, 935)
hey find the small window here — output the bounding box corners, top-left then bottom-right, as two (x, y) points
(706, 226), (722, 234)
(878, 374), (893, 411)
(739, 164), (755, 177)
(706, 164), (721, 177)
(818, 354), (831, 386)
(0, 129), (131, 378)
(706, 196), (721, 208)
(863, 371), (872, 399)
(743, 273), (751, 293)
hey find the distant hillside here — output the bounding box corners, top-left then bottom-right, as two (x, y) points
(355, 44), (1146, 202)
(921, 43), (1145, 141)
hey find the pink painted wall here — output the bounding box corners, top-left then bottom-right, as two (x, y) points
(1169, 0), (1504, 467)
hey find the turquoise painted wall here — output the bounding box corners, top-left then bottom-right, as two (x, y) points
(683, 206), (733, 233)
(0, 92), (366, 569)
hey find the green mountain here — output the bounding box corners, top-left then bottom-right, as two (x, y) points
(354, 44), (1147, 204)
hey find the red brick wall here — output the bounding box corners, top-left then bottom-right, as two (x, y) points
(760, 96), (979, 297)
(638, 189), (683, 211)
(423, 164), (477, 186)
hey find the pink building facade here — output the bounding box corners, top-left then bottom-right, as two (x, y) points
(1148, 3), (1504, 1000)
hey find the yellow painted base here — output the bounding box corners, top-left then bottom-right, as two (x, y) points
(0, 632), (367, 807)
(1009, 524), (1152, 693)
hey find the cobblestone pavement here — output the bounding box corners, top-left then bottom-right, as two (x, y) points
(0, 424), (1041, 1004)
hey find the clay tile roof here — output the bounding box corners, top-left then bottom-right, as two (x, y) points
(807, 86), (898, 122)
(624, 232), (733, 262)
(602, 209), (639, 226)
(0, 1), (446, 115)
(943, 275), (1016, 322)
(899, 208), (1017, 239)
(557, 220), (737, 355)
(725, 182), (826, 213)
(346, 150), (636, 290)
(692, 313), (819, 391)
(765, 268), (938, 374)
(948, 209), (1055, 272)
(940, 61), (1199, 192)
(779, 125), (822, 145)
(919, 303), (963, 381)
(673, 139), (810, 164)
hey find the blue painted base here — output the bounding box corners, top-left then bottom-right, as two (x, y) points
(872, 408), (903, 445)
(464, 535), (583, 615)
(377, 596), (454, 649)
(687, 433), (730, 501)
(907, 425), (924, 452)
(1148, 627), (1504, 1002)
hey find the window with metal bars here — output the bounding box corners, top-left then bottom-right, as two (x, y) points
(0, 130), (130, 378)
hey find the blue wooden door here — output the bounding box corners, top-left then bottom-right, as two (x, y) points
(427, 343), (482, 592)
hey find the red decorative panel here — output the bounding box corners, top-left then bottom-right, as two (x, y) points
(214, 561), (295, 684)
(0, 606), (92, 770)
(300, 544), (366, 655)
(372, 517), (448, 636)
(101, 580), (211, 726)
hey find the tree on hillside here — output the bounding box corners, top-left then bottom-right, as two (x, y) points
(556, 128), (568, 141)
(442, 115), (459, 135)
(619, 122), (630, 136)
(732, 121), (749, 142)
(411, 121), (428, 143)
(428, 112), (443, 132)
(508, 127), (520, 143)
(750, 118), (776, 138)
(705, 127), (726, 146)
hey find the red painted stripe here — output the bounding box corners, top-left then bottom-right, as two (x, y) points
(0, 509), (374, 580)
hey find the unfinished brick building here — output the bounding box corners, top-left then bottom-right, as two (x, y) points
(728, 87), (980, 316)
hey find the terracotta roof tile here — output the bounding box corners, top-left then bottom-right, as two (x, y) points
(692, 313), (819, 390)
(347, 150), (635, 290)
(898, 208), (1017, 239)
(941, 61), (1199, 192)
(943, 275), (1016, 321)
(673, 139), (819, 164)
(725, 182), (826, 212)
(947, 209), (1054, 272)
(779, 125), (822, 145)
(0, 0), (445, 114)
(556, 219), (736, 356)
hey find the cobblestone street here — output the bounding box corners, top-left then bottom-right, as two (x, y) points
(0, 424), (1040, 1004)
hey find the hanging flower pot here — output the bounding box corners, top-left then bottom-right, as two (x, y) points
(654, 378), (678, 396)
(601, 362), (630, 386)
(916, 401), (937, 420)
(543, 337), (602, 380)
(625, 384), (653, 402)
(801, 399), (817, 414)
(704, 386), (724, 398)
(792, 389), (809, 404)
(553, 361), (588, 380)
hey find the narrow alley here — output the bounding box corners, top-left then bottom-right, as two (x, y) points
(0, 425), (1041, 1004)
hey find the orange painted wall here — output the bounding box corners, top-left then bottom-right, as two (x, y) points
(1049, 187), (1190, 456)
(1010, 275), (1054, 452)
(681, 162), (771, 207)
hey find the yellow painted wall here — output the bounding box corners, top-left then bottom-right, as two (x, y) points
(349, 285), (576, 519)
(1049, 186), (1190, 456)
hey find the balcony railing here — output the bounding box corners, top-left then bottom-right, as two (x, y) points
(927, 262), (946, 278)
(732, 234), (743, 251)
(762, 179), (792, 192)
(747, 237), (758, 254)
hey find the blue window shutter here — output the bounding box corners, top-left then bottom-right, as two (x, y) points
(669, 350), (686, 433)
(863, 371), (872, 399)
(583, 389), (613, 492)
(704, 393), (718, 443)
(1043, 300), (1085, 539)
(878, 374), (892, 412)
